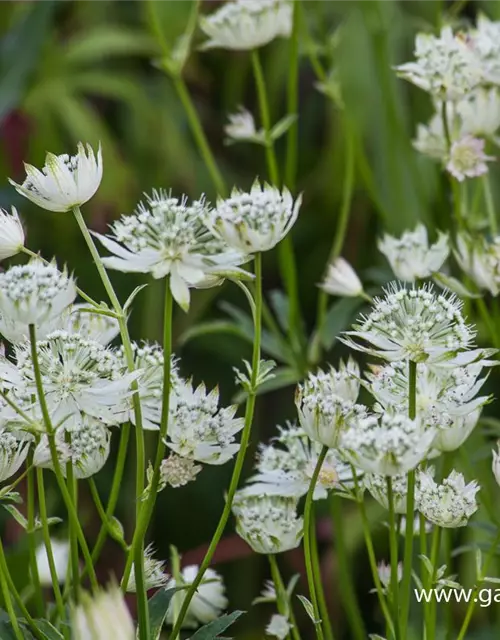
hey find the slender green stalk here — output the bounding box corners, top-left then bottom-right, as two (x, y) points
(457, 531), (500, 640)
(329, 496), (365, 640)
(36, 467), (66, 628)
(400, 361), (417, 634)
(0, 538), (45, 640)
(88, 478), (127, 551)
(28, 324), (98, 590)
(0, 545), (24, 640)
(169, 253), (263, 639)
(310, 504), (335, 640)
(427, 527), (442, 639)
(483, 174), (498, 235)
(121, 280), (173, 599)
(27, 454), (44, 616)
(285, 0), (300, 190)
(65, 439), (80, 603)
(387, 478), (401, 640)
(303, 446), (328, 640)
(268, 555), (293, 640)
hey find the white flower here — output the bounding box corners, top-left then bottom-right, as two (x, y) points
(166, 566), (228, 629)
(413, 112), (448, 160)
(0, 260), (76, 343)
(399, 515), (432, 537)
(417, 469), (479, 528)
(470, 13), (500, 85)
(244, 422), (357, 500)
(455, 233), (500, 295)
(395, 26), (482, 101)
(67, 420), (111, 478)
(319, 257), (364, 297)
(295, 358), (365, 448)
(378, 225), (449, 282)
(94, 190), (249, 312)
(0, 428), (31, 482)
(10, 143), (102, 213)
(65, 303), (119, 346)
(156, 454), (202, 489)
(72, 584), (135, 640)
(456, 88), (500, 138)
(200, 0), (292, 51)
(492, 443), (500, 487)
(232, 492), (303, 554)
(209, 181), (301, 253)
(341, 412), (435, 476)
(342, 284), (475, 363)
(164, 378), (244, 465)
(429, 410), (480, 455)
(364, 473), (421, 514)
(0, 207), (24, 260)
(446, 135), (494, 182)
(225, 108), (265, 144)
(33, 433), (70, 469)
(4, 331), (136, 429)
(126, 544), (168, 593)
(377, 561), (403, 592)
(35, 539), (70, 585)
(266, 614), (292, 639)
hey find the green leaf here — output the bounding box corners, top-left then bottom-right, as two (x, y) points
(64, 27), (157, 65)
(179, 321), (249, 347)
(189, 611), (245, 639)
(2, 504), (28, 530)
(123, 285), (148, 315)
(147, 587), (178, 640)
(33, 620), (64, 640)
(0, 2), (56, 118)
(319, 297), (363, 351)
(296, 595), (321, 625)
(232, 366), (302, 403)
(269, 114), (298, 142)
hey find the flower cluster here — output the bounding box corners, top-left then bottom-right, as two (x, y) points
(417, 469), (479, 527)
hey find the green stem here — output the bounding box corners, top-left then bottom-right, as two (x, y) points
(88, 478), (127, 550)
(27, 455), (44, 616)
(169, 253), (263, 639)
(36, 467), (66, 627)
(172, 76), (227, 197)
(285, 0), (300, 190)
(28, 324), (98, 591)
(0, 544), (24, 640)
(387, 477), (401, 640)
(303, 446), (328, 640)
(0, 538), (45, 640)
(310, 503), (335, 640)
(427, 527), (442, 639)
(66, 441), (80, 603)
(400, 361), (417, 635)
(457, 532), (500, 640)
(329, 495), (365, 640)
(268, 555), (293, 640)
(482, 174), (498, 236)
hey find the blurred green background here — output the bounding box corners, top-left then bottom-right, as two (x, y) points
(2, 1), (500, 638)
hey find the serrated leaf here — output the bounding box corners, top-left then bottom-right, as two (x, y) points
(296, 595), (321, 624)
(433, 273), (482, 298)
(269, 114), (298, 141)
(33, 620), (64, 639)
(189, 611), (245, 639)
(232, 366), (302, 403)
(146, 587), (178, 640)
(0, 489), (22, 504)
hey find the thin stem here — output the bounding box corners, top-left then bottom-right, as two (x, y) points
(268, 555), (293, 640)
(172, 76), (227, 197)
(0, 538), (45, 640)
(88, 478), (127, 550)
(457, 531), (500, 640)
(310, 503), (335, 640)
(303, 446), (328, 640)
(285, 0), (300, 190)
(28, 324), (98, 590)
(252, 50), (279, 185)
(329, 495), (365, 640)
(427, 527), (442, 639)
(27, 454), (44, 616)
(36, 467), (66, 627)
(169, 253), (263, 639)
(483, 174), (498, 235)
(0, 545), (24, 640)
(66, 441), (80, 603)
(400, 360), (417, 635)
(387, 477), (401, 640)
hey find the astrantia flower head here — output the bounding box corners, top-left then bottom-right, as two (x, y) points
(266, 614), (292, 639)
(446, 135), (494, 182)
(0, 207), (24, 260)
(395, 26), (482, 101)
(157, 453), (202, 489)
(225, 108), (265, 144)
(341, 412), (435, 476)
(166, 566), (228, 629)
(209, 180), (301, 253)
(470, 13), (500, 85)
(378, 225), (449, 282)
(9, 330), (134, 429)
(232, 492), (303, 554)
(343, 284), (475, 363)
(126, 544), (168, 593)
(244, 422), (357, 500)
(95, 190), (249, 311)
(10, 143), (102, 213)
(377, 561), (403, 594)
(35, 539), (69, 586)
(417, 469), (479, 527)
(72, 584), (134, 640)
(413, 112), (448, 160)
(364, 472), (423, 514)
(0, 428), (31, 482)
(67, 419), (111, 479)
(164, 378), (244, 465)
(0, 260), (76, 343)
(200, 0), (292, 51)
(65, 303), (120, 346)
(455, 233), (500, 296)
(456, 88), (500, 138)
(295, 358), (363, 448)
(319, 257), (364, 297)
